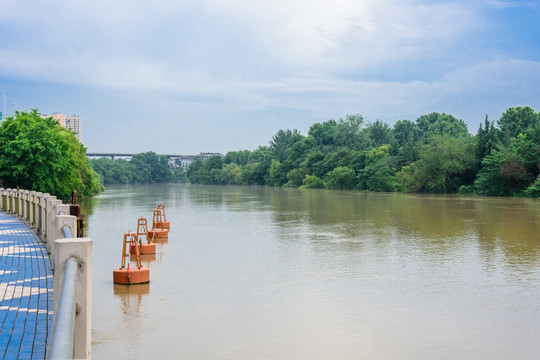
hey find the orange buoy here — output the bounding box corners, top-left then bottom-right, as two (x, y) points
(156, 204), (171, 230)
(130, 217), (156, 254)
(148, 209), (169, 241)
(113, 232), (150, 285)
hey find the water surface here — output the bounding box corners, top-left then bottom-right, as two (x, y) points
(84, 184), (540, 359)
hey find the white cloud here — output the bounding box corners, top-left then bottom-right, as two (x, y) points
(2, 0), (539, 152)
(0, 0), (481, 89)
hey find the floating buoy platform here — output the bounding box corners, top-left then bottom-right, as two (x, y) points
(113, 232), (150, 285)
(156, 204), (171, 230)
(130, 217), (156, 255)
(147, 209), (169, 241)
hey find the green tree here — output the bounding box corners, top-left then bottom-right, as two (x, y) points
(365, 120), (395, 148)
(474, 133), (540, 196)
(497, 106), (540, 144)
(308, 120), (338, 150)
(284, 168), (307, 187)
(0, 110), (103, 200)
(476, 115), (500, 163)
(416, 112), (469, 139)
(300, 175), (324, 189)
(186, 158), (204, 183)
(392, 119), (422, 166)
(325, 166), (357, 190)
(357, 145), (397, 192)
(130, 152), (173, 183)
(267, 159), (287, 186)
(219, 163), (243, 184)
(334, 114), (368, 150)
(398, 134), (477, 193)
(269, 129), (300, 162)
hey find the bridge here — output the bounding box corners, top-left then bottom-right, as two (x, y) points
(86, 152), (224, 170)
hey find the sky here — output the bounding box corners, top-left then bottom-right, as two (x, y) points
(1, 0), (539, 154)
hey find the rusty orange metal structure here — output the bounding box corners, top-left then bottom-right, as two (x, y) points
(130, 217), (156, 255)
(113, 232), (150, 285)
(147, 209), (169, 241)
(156, 203), (171, 230)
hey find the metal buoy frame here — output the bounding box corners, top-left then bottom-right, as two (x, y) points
(147, 209), (169, 241)
(156, 203), (171, 230)
(130, 217), (156, 255)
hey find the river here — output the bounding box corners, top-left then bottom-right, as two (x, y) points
(83, 183), (540, 359)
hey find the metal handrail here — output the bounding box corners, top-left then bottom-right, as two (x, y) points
(47, 256), (78, 359)
(62, 225), (72, 239)
(47, 225), (77, 359)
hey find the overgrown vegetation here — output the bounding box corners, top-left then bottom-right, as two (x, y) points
(185, 106), (540, 198)
(0, 110), (103, 200)
(90, 152), (186, 184)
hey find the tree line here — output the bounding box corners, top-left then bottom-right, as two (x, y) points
(90, 153), (186, 184)
(186, 106), (540, 197)
(2, 107), (538, 200)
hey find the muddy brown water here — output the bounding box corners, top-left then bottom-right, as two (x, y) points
(84, 184), (540, 360)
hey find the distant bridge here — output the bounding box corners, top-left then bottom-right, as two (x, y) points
(86, 152), (224, 170)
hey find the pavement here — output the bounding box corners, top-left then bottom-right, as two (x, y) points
(0, 211), (53, 360)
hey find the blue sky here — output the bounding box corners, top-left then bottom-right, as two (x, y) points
(1, 0), (539, 154)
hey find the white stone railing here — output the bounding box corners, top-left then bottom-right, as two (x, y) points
(0, 187), (92, 359)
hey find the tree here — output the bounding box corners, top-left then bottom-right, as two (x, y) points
(300, 175), (324, 189)
(357, 145), (397, 192)
(0, 110), (103, 200)
(398, 134), (477, 193)
(219, 163), (243, 184)
(130, 151), (173, 183)
(284, 168), (307, 187)
(365, 120), (395, 148)
(392, 119), (422, 166)
(416, 112), (469, 139)
(497, 106), (540, 144)
(474, 133), (540, 196)
(325, 166), (357, 190)
(334, 114), (368, 150)
(308, 120), (338, 149)
(269, 129), (300, 162)
(476, 115), (500, 163)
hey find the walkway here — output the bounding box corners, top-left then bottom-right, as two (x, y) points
(0, 211), (53, 359)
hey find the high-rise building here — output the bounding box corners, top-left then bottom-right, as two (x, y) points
(41, 112), (82, 142)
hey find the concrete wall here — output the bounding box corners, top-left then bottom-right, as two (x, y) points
(0, 188), (92, 359)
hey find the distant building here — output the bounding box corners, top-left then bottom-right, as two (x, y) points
(41, 112), (82, 142)
(169, 152), (225, 171)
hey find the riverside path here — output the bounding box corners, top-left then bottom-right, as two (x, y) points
(0, 210), (53, 359)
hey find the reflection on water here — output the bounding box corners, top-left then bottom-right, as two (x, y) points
(86, 184), (540, 360)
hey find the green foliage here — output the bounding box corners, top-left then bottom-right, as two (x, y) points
(0, 110), (103, 200)
(268, 159), (287, 186)
(416, 112), (469, 139)
(219, 163), (243, 184)
(524, 175), (540, 198)
(497, 106), (540, 144)
(365, 120), (395, 148)
(325, 166), (357, 190)
(300, 175), (324, 189)
(398, 134), (477, 193)
(357, 145), (397, 192)
(476, 115), (500, 162)
(284, 168), (307, 187)
(182, 106), (539, 199)
(91, 151), (176, 185)
(474, 133), (540, 196)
